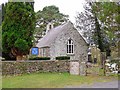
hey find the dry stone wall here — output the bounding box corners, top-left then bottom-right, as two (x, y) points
(2, 60), (70, 76)
(2, 60), (87, 76)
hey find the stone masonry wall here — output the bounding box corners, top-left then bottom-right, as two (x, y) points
(50, 22), (88, 61)
(2, 60), (70, 76)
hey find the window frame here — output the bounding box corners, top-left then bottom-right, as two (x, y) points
(67, 39), (74, 54)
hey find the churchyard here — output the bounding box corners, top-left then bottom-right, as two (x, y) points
(1, 0), (119, 89)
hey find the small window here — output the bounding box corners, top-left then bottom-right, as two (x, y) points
(67, 39), (74, 54)
(42, 48), (45, 57)
(49, 25), (52, 30)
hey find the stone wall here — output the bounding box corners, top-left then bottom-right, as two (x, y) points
(2, 60), (70, 76)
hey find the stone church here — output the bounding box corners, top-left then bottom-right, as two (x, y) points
(36, 21), (88, 61)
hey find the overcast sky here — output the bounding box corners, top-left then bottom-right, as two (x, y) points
(1, 0), (86, 23)
(34, 0), (86, 23)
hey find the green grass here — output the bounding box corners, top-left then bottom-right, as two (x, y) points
(2, 72), (117, 88)
(0, 75), (2, 89)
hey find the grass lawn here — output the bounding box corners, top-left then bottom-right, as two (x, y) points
(0, 75), (2, 89)
(2, 72), (118, 88)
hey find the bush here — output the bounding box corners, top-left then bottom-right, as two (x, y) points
(110, 58), (120, 65)
(29, 57), (50, 60)
(56, 56), (70, 60)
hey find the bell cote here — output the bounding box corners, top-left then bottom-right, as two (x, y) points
(46, 22), (54, 34)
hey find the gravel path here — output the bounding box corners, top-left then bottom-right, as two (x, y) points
(65, 80), (119, 88)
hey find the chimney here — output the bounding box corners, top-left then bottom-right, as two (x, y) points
(46, 22), (54, 34)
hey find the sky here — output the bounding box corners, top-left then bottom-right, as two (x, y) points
(0, 0), (86, 23)
(34, 0), (86, 23)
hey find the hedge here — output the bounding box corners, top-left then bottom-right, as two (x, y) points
(56, 56), (70, 60)
(29, 57), (50, 60)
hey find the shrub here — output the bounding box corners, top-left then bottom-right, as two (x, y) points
(110, 58), (120, 65)
(29, 57), (50, 60)
(56, 56), (70, 60)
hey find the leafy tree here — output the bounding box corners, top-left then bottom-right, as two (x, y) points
(2, 3), (8, 22)
(35, 5), (69, 43)
(91, 2), (105, 52)
(0, 25), (1, 56)
(76, 2), (104, 50)
(0, 5), (1, 25)
(92, 2), (119, 42)
(76, 1), (119, 56)
(92, 2), (120, 56)
(75, 2), (111, 56)
(2, 2), (35, 60)
(0, 5), (2, 56)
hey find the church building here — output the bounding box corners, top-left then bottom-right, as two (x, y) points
(36, 21), (88, 61)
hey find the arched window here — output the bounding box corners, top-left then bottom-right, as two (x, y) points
(67, 39), (74, 54)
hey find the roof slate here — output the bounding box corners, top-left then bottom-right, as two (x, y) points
(36, 21), (87, 48)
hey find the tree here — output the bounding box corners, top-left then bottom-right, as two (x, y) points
(2, 2), (35, 60)
(2, 3), (8, 22)
(0, 4), (3, 57)
(92, 2), (119, 42)
(75, 2), (95, 44)
(76, 1), (119, 56)
(0, 5), (1, 25)
(35, 5), (69, 43)
(91, 2), (120, 56)
(0, 25), (1, 56)
(75, 2), (105, 50)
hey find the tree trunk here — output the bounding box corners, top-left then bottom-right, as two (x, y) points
(16, 55), (23, 61)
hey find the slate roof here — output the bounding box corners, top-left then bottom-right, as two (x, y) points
(36, 21), (87, 48)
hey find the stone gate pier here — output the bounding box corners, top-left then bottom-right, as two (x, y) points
(70, 60), (87, 76)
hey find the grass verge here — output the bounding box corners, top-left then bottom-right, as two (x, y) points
(2, 72), (118, 88)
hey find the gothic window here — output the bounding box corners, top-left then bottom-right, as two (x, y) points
(67, 39), (74, 54)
